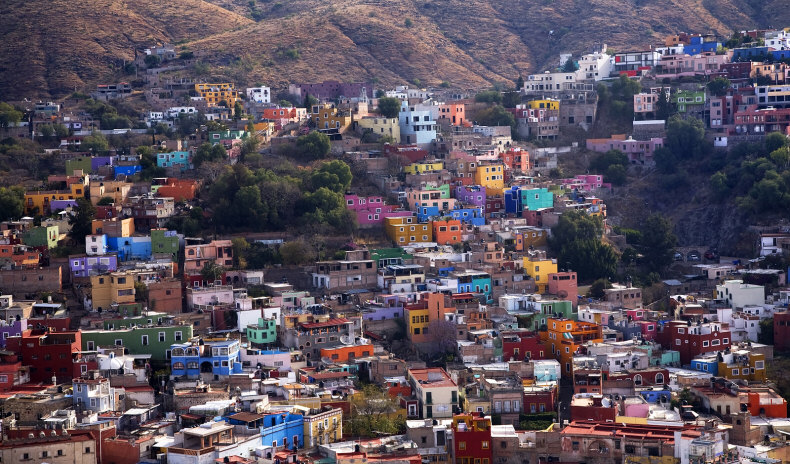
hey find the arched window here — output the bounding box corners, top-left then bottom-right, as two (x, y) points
(633, 374), (643, 386)
(655, 373), (665, 385)
(171, 348), (185, 357)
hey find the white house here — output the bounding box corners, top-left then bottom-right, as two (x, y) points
(246, 86), (271, 104)
(399, 101), (437, 147)
(716, 280), (765, 310)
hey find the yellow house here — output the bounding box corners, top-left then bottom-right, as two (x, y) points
(302, 407), (343, 447)
(91, 218), (134, 237)
(90, 272), (136, 311)
(717, 350), (766, 382)
(474, 164), (505, 197)
(404, 161), (444, 175)
(384, 216), (433, 245)
(90, 181), (131, 205)
(194, 83), (241, 107)
(356, 116), (400, 142)
(311, 104), (351, 132)
(527, 99), (560, 111)
(25, 183), (86, 214)
(523, 257), (558, 293)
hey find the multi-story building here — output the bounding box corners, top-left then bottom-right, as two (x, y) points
(170, 339), (243, 380)
(311, 103), (352, 133)
(404, 293), (456, 345)
(344, 194), (410, 228)
(73, 376), (116, 413)
(81, 325), (190, 363)
(88, 272), (136, 311)
(282, 317), (356, 361)
(399, 101), (437, 146)
(194, 83), (241, 107)
(69, 254), (118, 279)
(452, 413), (492, 464)
(356, 116), (400, 141)
(522, 257), (557, 293)
(384, 216), (433, 245)
(656, 320), (731, 365)
(247, 317), (277, 347)
(716, 279), (765, 310)
(24, 182), (86, 214)
(431, 219), (463, 245)
(246, 86), (271, 103)
(0, 431), (97, 464)
(303, 407), (343, 447)
(603, 284), (643, 309)
(6, 328), (81, 383)
(586, 134), (665, 164)
(543, 318), (603, 377)
(408, 367), (458, 419)
(501, 330), (546, 361)
(473, 164), (505, 197)
(312, 249), (377, 290)
(513, 101), (560, 139)
(184, 239), (233, 278)
(377, 264), (425, 294)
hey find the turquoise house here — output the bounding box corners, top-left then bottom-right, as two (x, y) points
(157, 151), (191, 171)
(247, 317), (277, 347)
(521, 188), (554, 212)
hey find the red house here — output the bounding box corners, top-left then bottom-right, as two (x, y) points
(501, 330), (545, 362)
(6, 328), (82, 383)
(452, 413), (492, 464)
(774, 310), (790, 352)
(523, 383), (557, 413)
(656, 320), (731, 365)
(569, 394), (617, 422)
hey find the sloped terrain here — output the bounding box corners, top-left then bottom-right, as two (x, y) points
(0, 0), (771, 99)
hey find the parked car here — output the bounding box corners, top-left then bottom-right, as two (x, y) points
(687, 250), (701, 261)
(704, 248), (719, 260)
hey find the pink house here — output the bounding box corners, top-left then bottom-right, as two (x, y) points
(654, 52), (729, 80)
(625, 309), (647, 321)
(586, 135), (664, 165)
(184, 239), (233, 276)
(561, 175), (612, 193)
(345, 195), (411, 228)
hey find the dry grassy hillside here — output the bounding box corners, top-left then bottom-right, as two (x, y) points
(1, 0), (773, 99)
(0, 0), (252, 99)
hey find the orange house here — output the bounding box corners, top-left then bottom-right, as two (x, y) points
(0, 245), (40, 268)
(320, 343), (374, 363)
(542, 318), (603, 378)
(438, 102), (467, 127)
(500, 147), (530, 172)
(432, 219), (462, 245)
(743, 389), (787, 418)
(155, 179), (198, 202)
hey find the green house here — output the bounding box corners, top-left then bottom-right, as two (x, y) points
(81, 325), (193, 364)
(673, 89), (705, 113)
(371, 248), (413, 268)
(150, 229), (180, 262)
(246, 317), (277, 346)
(23, 225), (59, 249)
(65, 157), (93, 176)
(101, 312), (172, 330)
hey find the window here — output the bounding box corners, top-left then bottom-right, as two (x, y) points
(732, 368), (739, 376)
(115, 339), (123, 346)
(722, 338), (729, 344)
(482, 441), (489, 449)
(459, 442), (466, 450)
(702, 340), (709, 347)
(711, 339), (720, 346)
(633, 374), (643, 386)
(142, 335), (149, 346)
(175, 331), (182, 341)
(755, 360), (765, 370)
(655, 373), (665, 384)
(159, 332), (165, 342)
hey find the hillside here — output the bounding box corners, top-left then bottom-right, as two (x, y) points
(0, 0), (781, 99)
(0, 0), (252, 99)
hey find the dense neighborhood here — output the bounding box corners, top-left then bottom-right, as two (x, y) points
(2, 26), (790, 464)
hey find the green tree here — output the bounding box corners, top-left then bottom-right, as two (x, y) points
(231, 237), (250, 269)
(377, 97), (402, 118)
(707, 77), (731, 97)
(710, 171), (730, 199)
(348, 385), (405, 438)
(294, 131), (331, 161)
(134, 281), (148, 303)
(233, 101), (244, 121)
(589, 278), (612, 298)
(605, 164), (627, 186)
(516, 75), (525, 91)
(82, 132), (109, 154)
(589, 149), (628, 173)
(0, 186), (24, 221)
(193, 142), (227, 167)
(561, 59), (577, 73)
(200, 260), (226, 284)
(68, 198), (96, 244)
(475, 105), (516, 134)
(655, 87), (672, 120)
(40, 124), (55, 139)
(765, 132), (789, 154)
(502, 91), (521, 109)
(549, 211), (618, 282)
(759, 319), (774, 345)
(302, 93), (318, 109)
(279, 240), (315, 265)
(96, 196), (114, 206)
(241, 135), (261, 160)
(665, 115), (708, 161)
(638, 214), (678, 273)
(475, 90), (502, 104)
(144, 54), (162, 68)
(311, 160), (353, 192)
(0, 102), (23, 129)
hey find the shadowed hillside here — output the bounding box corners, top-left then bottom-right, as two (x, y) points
(0, 0), (773, 99)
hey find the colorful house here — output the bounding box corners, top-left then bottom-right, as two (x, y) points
(404, 293), (456, 345)
(69, 254), (118, 278)
(194, 83), (241, 107)
(344, 194), (410, 228)
(384, 217), (433, 245)
(523, 257), (558, 293)
(452, 413), (492, 464)
(170, 339), (243, 379)
(448, 206), (485, 226)
(5, 328), (81, 383)
(150, 229), (180, 262)
(303, 407), (343, 448)
(156, 151), (191, 172)
(431, 219), (463, 245)
(404, 161), (444, 175)
(542, 318), (603, 377)
(437, 102), (467, 127)
(247, 317), (277, 347)
(25, 183), (86, 214)
(89, 272), (136, 310)
(406, 187), (454, 212)
(454, 185), (487, 210)
(500, 147), (530, 172)
(22, 225), (59, 249)
(473, 164), (505, 197)
(311, 104), (351, 133)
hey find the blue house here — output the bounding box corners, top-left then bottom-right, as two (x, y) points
(683, 36), (720, 55)
(690, 352), (719, 376)
(113, 165), (142, 179)
(258, 412), (304, 451)
(107, 236), (152, 261)
(639, 388), (671, 404)
(731, 47), (771, 62)
(504, 186), (523, 215)
(416, 205), (441, 222)
(157, 151), (191, 172)
(449, 206), (485, 226)
(170, 340), (243, 380)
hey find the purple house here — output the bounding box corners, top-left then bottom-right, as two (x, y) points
(50, 199), (79, 211)
(0, 319), (27, 348)
(454, 185), (487, 208)
(362, 294), (405, 321)
(345, 194), (411, 228)
(69, 254), (118, 278)
(91, 156), (114, 172)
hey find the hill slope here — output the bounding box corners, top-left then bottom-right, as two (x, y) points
(0, 0), (776, 99)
